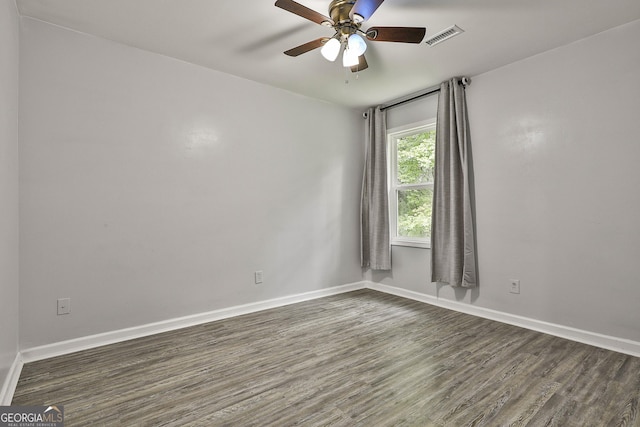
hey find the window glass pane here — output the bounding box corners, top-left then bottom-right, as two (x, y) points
(397, 188), (433, 238)
(396, 130), (436, 185)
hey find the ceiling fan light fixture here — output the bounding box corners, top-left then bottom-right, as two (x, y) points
(321, 37), (341, 61)
(275, 0), (427, 72)
(347, 33), (367, 56)
(342, 47), (360, 67)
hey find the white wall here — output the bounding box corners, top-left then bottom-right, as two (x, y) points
(19, 18), (364, 349)
(0, 0), (20, 388)
(15, 8), (640, 353)
(368, 19), (640, 342)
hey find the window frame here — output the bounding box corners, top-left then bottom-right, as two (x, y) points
(387, 119), (436, 249)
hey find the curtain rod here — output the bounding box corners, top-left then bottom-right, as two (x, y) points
(362, 86), (439, 119)
(380, 85), (441, 111)
(364, 77), (471, 117)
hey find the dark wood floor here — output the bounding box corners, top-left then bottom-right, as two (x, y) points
(13, 289), (640, 426)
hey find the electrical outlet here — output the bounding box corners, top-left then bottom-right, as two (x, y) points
(57, 298), (71, 315)
(510, 279), (520, 294)
(254, 270), (263, 284)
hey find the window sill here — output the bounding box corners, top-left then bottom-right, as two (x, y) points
(391, 239), (430, 249)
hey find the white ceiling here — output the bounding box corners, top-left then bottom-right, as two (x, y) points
(16, 0), (640, 109)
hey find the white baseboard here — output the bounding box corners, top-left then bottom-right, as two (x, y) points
(20, 281), (367, 364)
(0, 353), (23, 405)
(8, 279), (640, 406)
(20, 280), (640, 363)
(366, 281), (640, 358)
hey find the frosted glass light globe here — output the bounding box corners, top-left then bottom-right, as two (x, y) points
(347, 33), (367, 56)
(321, 38), (341, 62)
(342, 48), (360, 67)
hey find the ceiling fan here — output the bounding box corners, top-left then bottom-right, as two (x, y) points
(275, 0), (426, 72)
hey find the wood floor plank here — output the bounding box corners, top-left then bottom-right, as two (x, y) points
(12, 289), (640, 426)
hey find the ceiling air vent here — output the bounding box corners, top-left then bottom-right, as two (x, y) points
(424, 25), (464, 47)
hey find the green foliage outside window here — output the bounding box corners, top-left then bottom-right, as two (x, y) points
(396, 130), (436, 238)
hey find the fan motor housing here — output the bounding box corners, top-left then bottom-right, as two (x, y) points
(328, 0), (355, 22)
(329, 0), (359, 36)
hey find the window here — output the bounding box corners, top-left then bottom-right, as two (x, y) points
(388, 120), (436, 248)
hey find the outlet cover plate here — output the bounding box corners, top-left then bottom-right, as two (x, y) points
(57, 298), (71, 315)
(510, 280), (520, 294)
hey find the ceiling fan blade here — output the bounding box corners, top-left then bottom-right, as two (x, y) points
(284, 37), (329, 57)
(350, 55), (368, 73)
(275, 0), (334, 26)
(366, 27), (426, 43)
(350, 0), (385, 22)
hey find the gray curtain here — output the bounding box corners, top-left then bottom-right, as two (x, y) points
(360, 106), (391, 270)
(431, 78), (477, 287)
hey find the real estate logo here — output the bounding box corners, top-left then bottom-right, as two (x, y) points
(0, 405), (64, 427)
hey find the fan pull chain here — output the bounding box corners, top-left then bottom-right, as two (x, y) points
(345, 69), (360, 84)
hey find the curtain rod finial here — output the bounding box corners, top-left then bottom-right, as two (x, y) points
(461, 76), (471, 86)
(363, 111), (368, 119)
